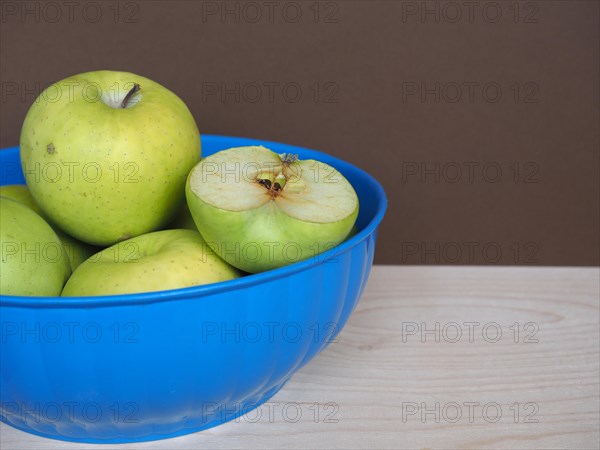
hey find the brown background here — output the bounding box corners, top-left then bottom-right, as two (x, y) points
(1, 0), (598, 265)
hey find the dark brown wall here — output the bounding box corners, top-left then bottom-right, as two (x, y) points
(1, 0), (598, 265)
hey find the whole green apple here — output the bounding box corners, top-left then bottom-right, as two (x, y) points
(0, 184), (98, 270)
(61, 229), (240, 296)
(1, 197), (71, 296)
(185, 146), (359, 273)
(20, 70), (200, 246)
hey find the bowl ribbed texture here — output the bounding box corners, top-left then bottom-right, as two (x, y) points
(0, 135), (386, 443)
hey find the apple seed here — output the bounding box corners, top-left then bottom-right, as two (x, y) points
(257, 178), (272, 190)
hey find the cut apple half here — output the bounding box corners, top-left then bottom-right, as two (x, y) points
(186, 146), (359, 273)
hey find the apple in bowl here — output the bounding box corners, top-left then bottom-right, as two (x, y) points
(0, 196), (71, 296)
(19, 70), (200, 247)
(62, 229), (240, 296)
(186, 146), (359, 273)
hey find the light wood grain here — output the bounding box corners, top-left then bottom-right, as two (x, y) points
(2, 266), (599, 449)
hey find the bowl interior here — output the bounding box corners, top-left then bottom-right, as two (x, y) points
(0, 135), (387, 304)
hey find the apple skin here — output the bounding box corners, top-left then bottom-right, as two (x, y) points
(186, 195), (356, 273)
(20, 70), (200, 246)
(0, 184), (99, 270)
(1, 197), (71, 296)
(0, 184), (40, 211)
(61, 229), (240, 296)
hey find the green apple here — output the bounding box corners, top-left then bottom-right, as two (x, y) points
(62, 229), (240, 296)
(0, 184), (98, 270)
(185, 146), (359, 273)
(1, 197), (71, 296)
(0, 184), (40, 211)
(20, 70), (200, 246)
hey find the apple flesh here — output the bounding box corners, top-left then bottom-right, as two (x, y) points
(186, 146), (359, 273)
(61, 229), (240, 296)
(0, 184), (98, 270)
(20, 70), (200, 246)
(1, 197), (71, 296)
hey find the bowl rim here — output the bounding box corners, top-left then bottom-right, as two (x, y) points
(0, 134), (387, 308)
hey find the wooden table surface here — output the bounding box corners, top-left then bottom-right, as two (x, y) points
(2, 266), (599, 449)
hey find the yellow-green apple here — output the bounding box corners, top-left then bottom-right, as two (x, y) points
(0, 184), (98, 269)
(1, 197), (71, 296)
(20, 70), (200, 246)
(61, 229), (240, 296)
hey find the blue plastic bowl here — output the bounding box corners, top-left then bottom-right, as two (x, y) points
(0, 135), (386, 443)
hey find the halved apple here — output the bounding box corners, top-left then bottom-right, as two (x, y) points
(186, 146), (359, 273)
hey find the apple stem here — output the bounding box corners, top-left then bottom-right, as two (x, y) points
(280, 153), (299, 166)
(121, 83), (141, 108)
(278, 153), (298, 183)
